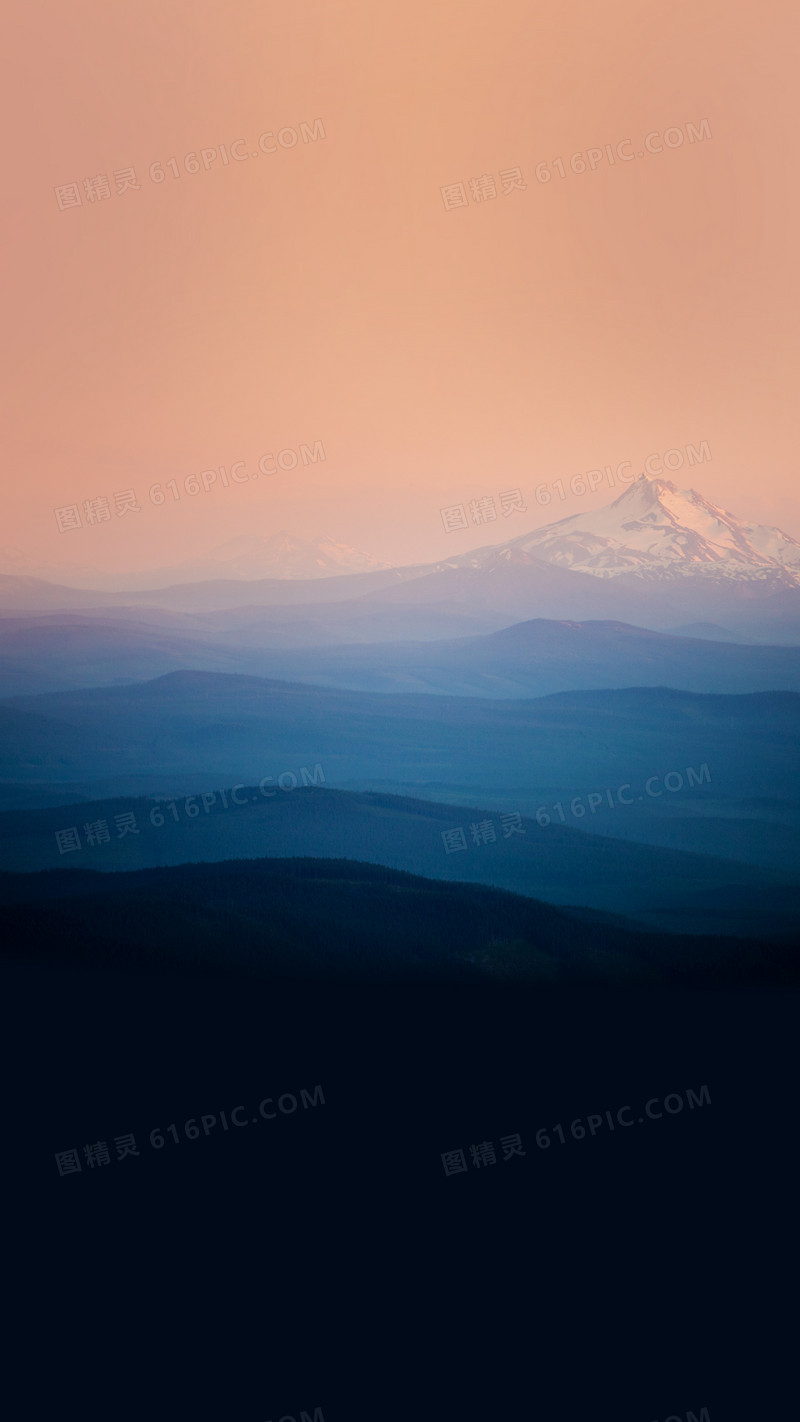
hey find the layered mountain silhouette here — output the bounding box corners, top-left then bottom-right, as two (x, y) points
(1, 672), (799, 931)
(2, 476), (799, 984)
(3, 532), (391, 592)
(447, 474), (800, 583)
(236, 619), (800, 698)
(3, 476), (800, 642)
(3, 672), (797, 802)
(1, 612), (799, 698)
(3, 781), (800, 938)
(134, 532), (392, 585)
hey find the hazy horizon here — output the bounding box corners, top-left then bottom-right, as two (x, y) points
(5, 469), (800, 591)
(5, 0), (800, 583)
(5, 6), (797, 1408)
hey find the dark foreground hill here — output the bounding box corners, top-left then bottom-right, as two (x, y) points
(3, 784), (800, 938)
(0, 856), (796, 986)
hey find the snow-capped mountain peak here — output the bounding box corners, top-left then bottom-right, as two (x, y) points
(11, 532), (394, 592)
(174, 531), (392, 581)
(453, 474), (800, 584)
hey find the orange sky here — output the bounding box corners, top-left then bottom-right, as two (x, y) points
(3, 0), (799, 579)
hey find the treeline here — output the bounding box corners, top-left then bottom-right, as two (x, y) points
(1, 856), (797, 986)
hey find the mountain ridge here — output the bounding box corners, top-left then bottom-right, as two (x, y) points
(4, 476), (800, 642)
(442, 475), (800, 583)
(2, 615), (800, 697)
(7, 474), (800, 600)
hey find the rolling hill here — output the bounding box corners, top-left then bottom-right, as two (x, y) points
(0, 855), (795, 985)
(242, 618), (800, 698)
(2, 613), (800, 699)
(2, 783), (800, 938)
(1, 674), (797, 813)
(4, 477), (800, 642)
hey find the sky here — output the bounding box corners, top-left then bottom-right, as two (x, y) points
(3, 0), (800, 582)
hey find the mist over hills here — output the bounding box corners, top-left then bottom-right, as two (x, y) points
(3, 672), (797, 801)
(14, 533), (393, 591)
(2, 473), (799, 980)
(4, 477), (800, 644)
(2, 612), (800, 699)
(3, 783), (799, 939)
(235, 619), (800, 699)
(1, 672), (798, 899)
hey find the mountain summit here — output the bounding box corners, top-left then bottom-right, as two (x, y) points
(183, 532), (391, 581)
(451, 474), (800, 584)
(21, 532), (394, 591)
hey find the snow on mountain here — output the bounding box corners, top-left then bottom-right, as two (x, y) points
(182, 532), (391, 581)
(449, 475), (800, 584)
(5, 475), (799, 600)
(17, 533), (394, 591)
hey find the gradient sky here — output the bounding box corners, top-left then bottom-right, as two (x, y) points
(3, 0), (799, 581)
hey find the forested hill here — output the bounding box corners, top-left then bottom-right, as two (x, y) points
(0, 856), (795, 986)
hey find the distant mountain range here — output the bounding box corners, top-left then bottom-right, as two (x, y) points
(2, 670), (799, 895)
(5, 671), (796, 804)
(445, 475), (800, 584)
(3, 476), (800, 642)
(150, 531), (393, 586)
(2, 774), (800, 940)
(137, 532), (392, 585)
(3, 474), (797, 989)
(2, 613), (798, 699)
(254, 618), (800, 699)
(2, 668), (799, 942)
(4, 532), (391, 591)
